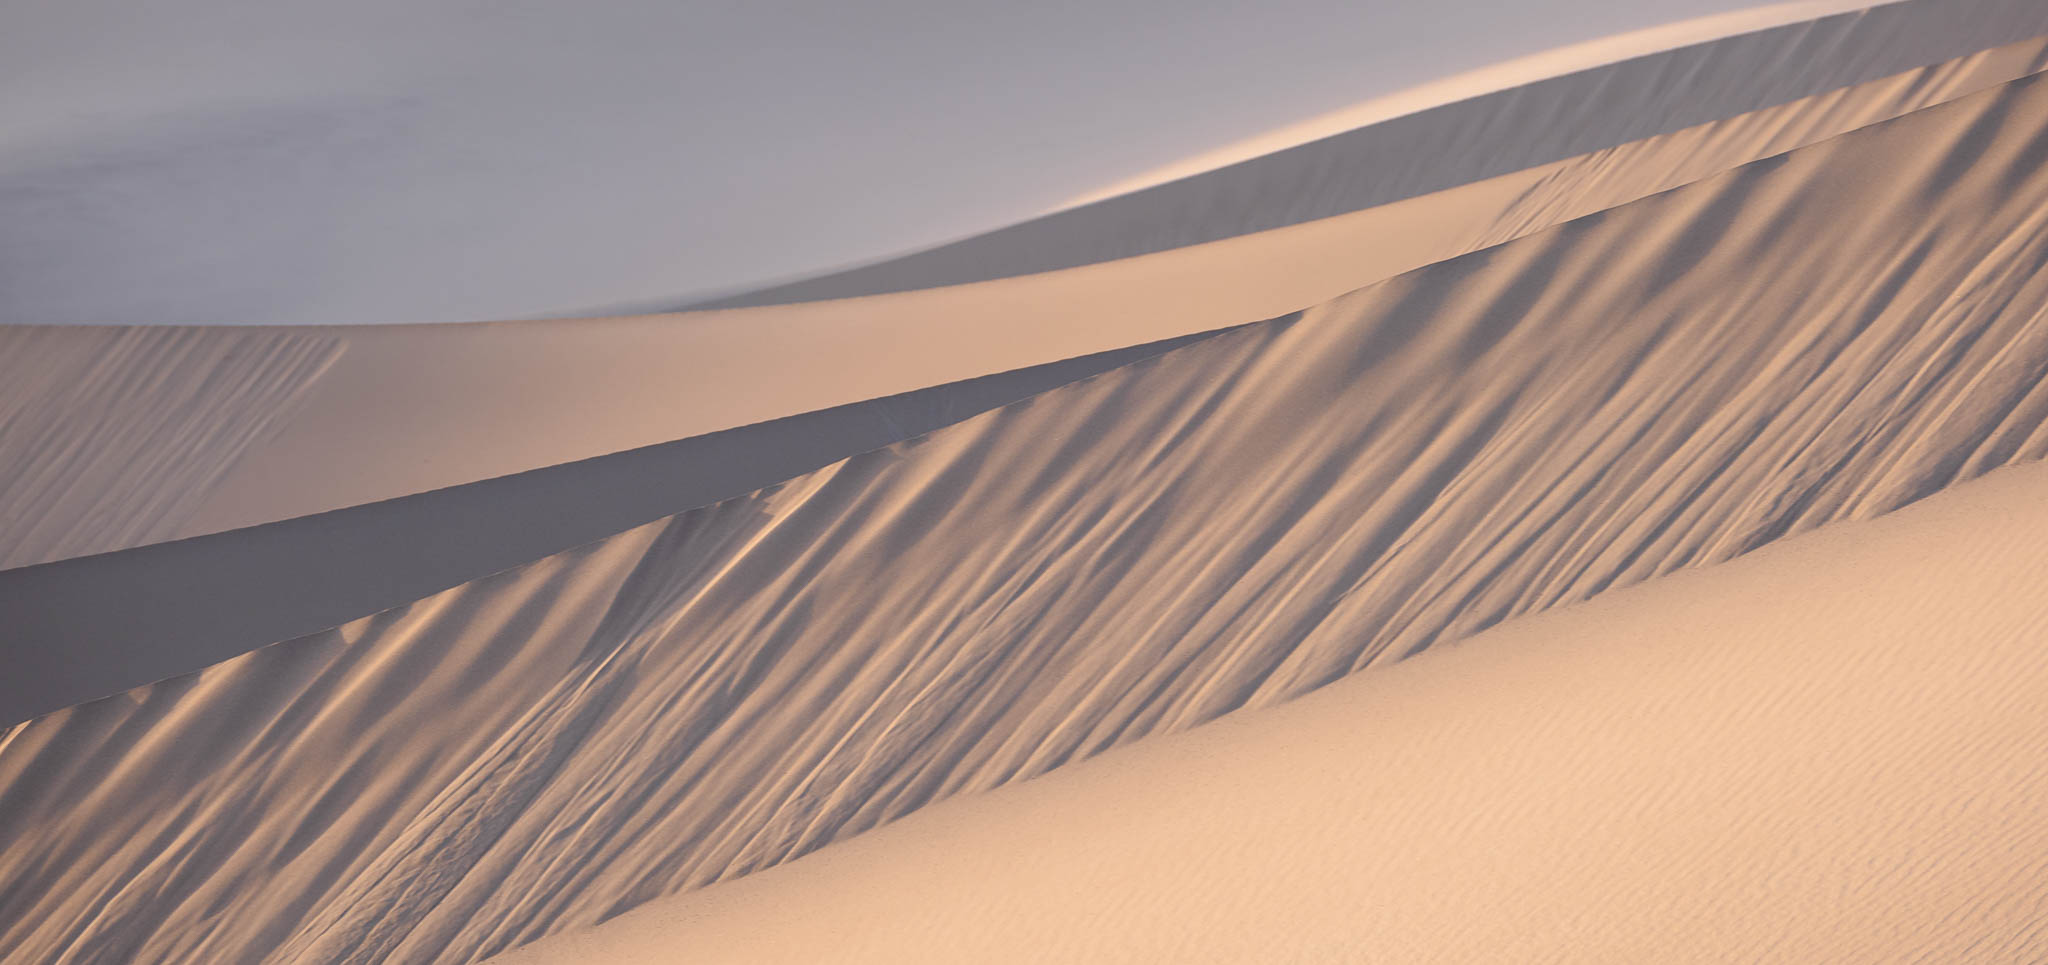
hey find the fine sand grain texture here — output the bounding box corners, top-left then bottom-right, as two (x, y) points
(491, 457), (2048, 965)
(4, 30), (2042, 569)
(5, 70), (2048, 963)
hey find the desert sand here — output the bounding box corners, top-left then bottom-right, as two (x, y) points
(3, 7), (2042, 575)
(9, 30), (2048, 726)
(491, 454), (2048, 965)
(10, 0), (2032, 327)
(6, 67), (2048, 962)
(7, 3), (2048, 963)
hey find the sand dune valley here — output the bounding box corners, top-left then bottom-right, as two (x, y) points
(7, 1), (2048, 962)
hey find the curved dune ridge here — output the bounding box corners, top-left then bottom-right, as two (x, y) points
(3, 28), (2044, 577)
(491, 456), (2048, 965)
(5, 0), (2038, 327)
(8, 33), (2047, 725)
(694, 0), (2048, 309)
(6, 69), (2048, 963)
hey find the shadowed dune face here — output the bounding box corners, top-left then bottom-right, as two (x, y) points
(491, 458), (2048, 965)
(6, 70), (2048, 964)
(0, 328), (1227, 725)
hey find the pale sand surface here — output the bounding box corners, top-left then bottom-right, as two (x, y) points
(492, 456), (2048, 965)
(3, 29), (2039, 575)
(5, 71), (2048, 963)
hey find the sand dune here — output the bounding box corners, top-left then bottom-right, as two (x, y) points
(0, 327), (342, 568)
(0, 329), (1224, 725)
(9, 0), (2032, 327)
(11, 34), (2046, 722)
(3, 29), (2041, 577)
(698, 0), (2048, 308)
(491, 456), (2048, 965)
(6, 70), (2048, 963)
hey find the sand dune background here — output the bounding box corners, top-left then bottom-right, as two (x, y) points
(0, 26), (2040, 573)
(7, 68), (2048, 963)
(696, 0), (2048, 308)
(9, 31), (2048, 724)
(8, 0), (2025, 327)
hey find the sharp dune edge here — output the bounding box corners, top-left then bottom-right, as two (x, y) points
(4, 30), (2044, 573)
(5, 0), (2039, 330)
(492, 456), (2048, 964)
(8, 35), (2046, 724)
(8, 70), (2048, 963)
(0, 328), (1225, 725)
(692, 0), (2048, 308)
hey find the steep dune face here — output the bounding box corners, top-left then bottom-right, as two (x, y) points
(5, 71), (2048, 964)
(491, 458), (2048, 965)
(0, 327), (342, 568)
(0, 329), (1226, 726)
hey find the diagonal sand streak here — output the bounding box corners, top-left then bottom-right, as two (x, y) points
(0, 327), (343, 569)
(492, 458), (2048, 965)
(9, 70), (2048, 965)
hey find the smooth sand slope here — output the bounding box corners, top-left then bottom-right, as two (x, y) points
(5, 71), (2048, 963)
(5, 28), (2045, 574)
(494, 456), (2048, 965)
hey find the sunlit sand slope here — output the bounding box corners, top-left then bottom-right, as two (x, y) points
(6, 70), (2048, 965)
(495, 458), (2048, 965)
(0, 327), (342, 568)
